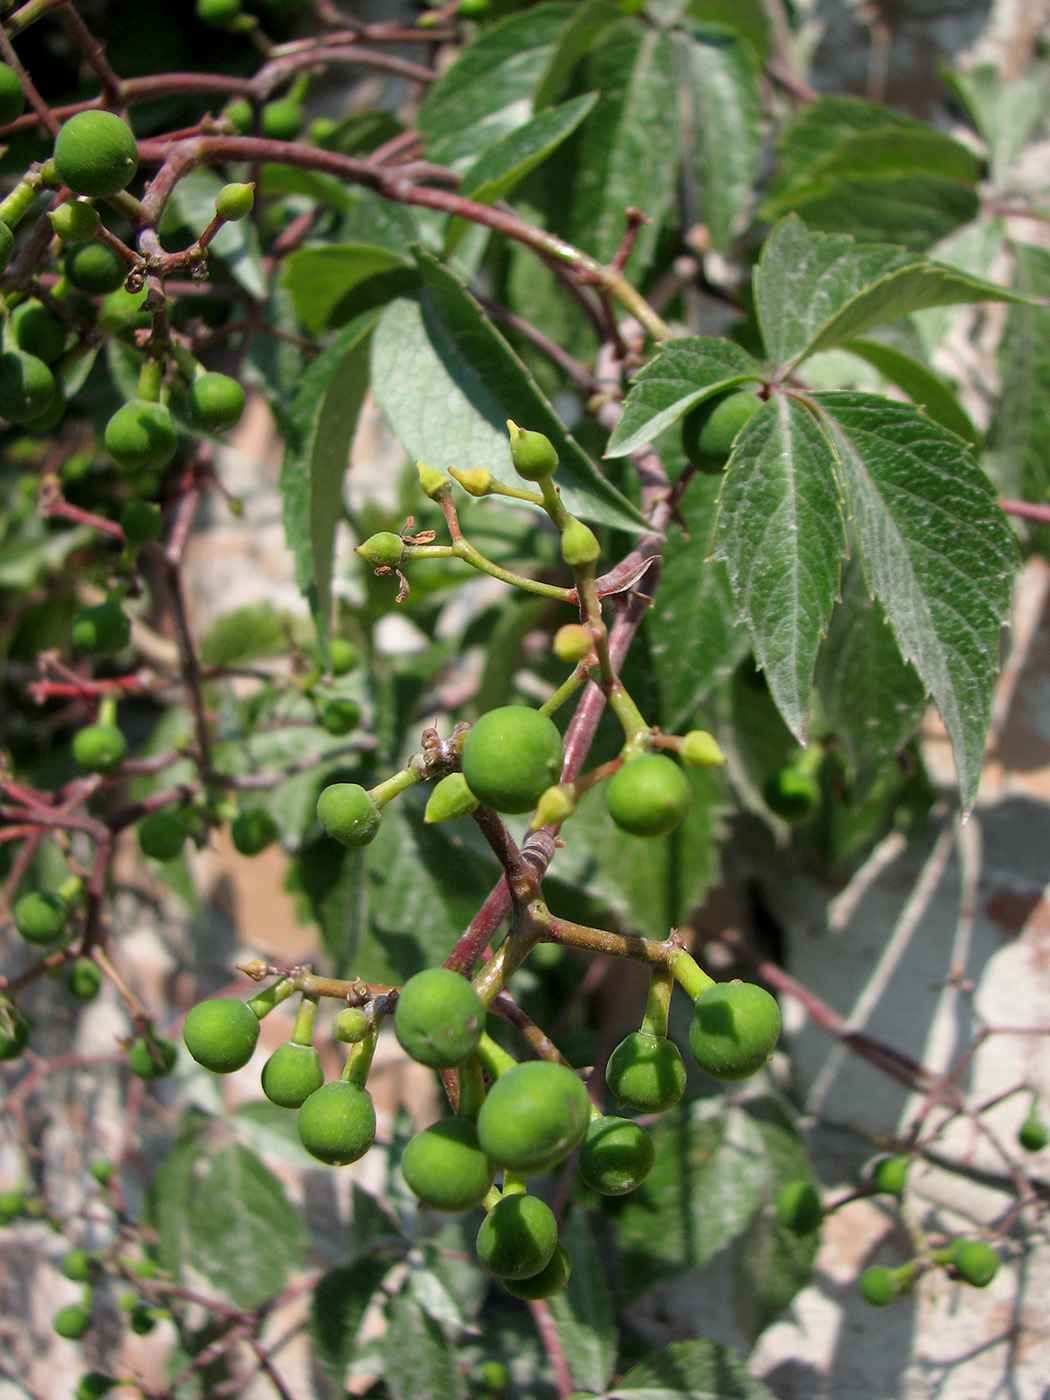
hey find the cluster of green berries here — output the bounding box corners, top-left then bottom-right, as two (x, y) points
(859, 1238), (1000, 1306)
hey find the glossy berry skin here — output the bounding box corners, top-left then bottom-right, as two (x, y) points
(70, 602), (130, 656)
(605, 1032), (686, 1114)
(578, 1115), (656, 1196)
(509, 426), (558, 481)
(461, 707), (564, 814)
(321, 698), (361, 735)
(49, 200), (100, 243)
(105, 400), (178, 471)
(950, 1239), (999, 1288)
(137, 811), (185, 862)
(73, 723), (128, 774)
(0, 63), (26, 126)
(297, 1081), (376, 1165)
(183, 998), (260, 1074)
(316, 782), (381, 847)
(869, 1154), (909, 1196)
(127, 1035), (177, 1080)
(0, 1005), (31, 1061)
(774, 1180), (823, 1235)
(0, 350), (56, 425)
(14, 891), (67, 945)
(689, 981), (781, 1081)
(53, 111), (138, 197)
(261, 98), (303, 141)
(401, 1117), (495, 1212)
(120, 500), (163, 547)
(607, 755), (690, 838)
(859, 1265), (897, 1306)
(67, 959), (103, 1001)
(333, 1007), (369, 1043)
(231, 808), (279, 856)
(64, 242), (128, 295)
(477, 1061), (591, 1173)
(680, 389), (761, 472)
(394, 968), (485, 1069)
(186, 372), (246, 433)
(53, 1302), (93, 1339)
(11, 300), (67, 364)
(475, 1194), (558, 1279)
(503, 1242), (571, 1300)
(214, 182), (254, 221)
(1019, 1112), (1048, 1153)
(261, 1042), (324, 1108)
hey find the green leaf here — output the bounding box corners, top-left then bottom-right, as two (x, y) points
(281, 244), (411, 337)
(418, 3), (577, 168)
(384, 1291), (466, 1400)
(281, 313), (375, 657)
(371, 253), (643, 530)
(547, 1212), (617, 1395)
(533, 0), (623, 110)
(711, 395), (845, 740)
(755, 215), (1026, 372)
(942, 60), (1050, 182)
(814, 391), (1017, 812)
(675, 24), (761, 252)
(682, 0), (771, 60)
(987, 244), (1050, 504)
(258, 163), (355, 212)
(167, 167), (265, 298)
(198, 604), (291, 669)
(610, 1338), (777, 1399)
(310, 1258), (393, 1386)
(607, 337), (762, 458)
(840, 338), (978, 445)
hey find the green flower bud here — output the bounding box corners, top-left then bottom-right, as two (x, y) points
(424, 772), (479, 824)
(449, 466), (493, 497)
(356, 532), (404, 569)
(561, 517), (601, 567)
(215, 181), (255, 221)
(530, 784), (576, 829)
(553, 624), (592, 663)
(679, 730), (724, 768)
(417, 461), (451, 499)
(49, 201), (100, 243)
(508, 421), (558, 481)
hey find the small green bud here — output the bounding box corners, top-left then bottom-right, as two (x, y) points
(417, 460), (451, 499)
(120, 499), (163, 547)
(679, 730), (725, 768)
(530, 784), (576, 829)
(329, 638), (358, 675)
(333, 1006), (370, 1042)
(869, 1154), (909, 1197)
(949, 1239), (999, 1288)
(214, 181), (255, 221)
(48, 201), (100, 243)
(321, 697), (361, 735)
(61, 1248), (94, 1282)
(553, 624), (593, 663)
(53, 1302), (93, 1340)
(356, 532), (404, 568)
(67, 958), (103, 1001)
(223, 98), (254, 134)
(508, 421), (558, 480)
(561, 517), (601, 567)
(424, 772), (479, 824)
(449, 466), (493, 497)
(859, 1264), (898, 1306)
(1019, 1111), (1048, 1153)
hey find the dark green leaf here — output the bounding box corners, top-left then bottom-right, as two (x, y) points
(281, 245), (411, 337)
(611, 1338), (777, 1399)
(384, 1291), (466, 1400)
(987, 244), (1050, 504)
(310, 1259), (393, 1385)
(841, 338), (978, 445)
(258, 163), (355, 212)
(533, 0), (623, 110)
(682, 0), (771, 60)
(547, 1212), (617, 1394)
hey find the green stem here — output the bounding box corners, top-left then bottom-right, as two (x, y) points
(539, 663), (590, 718)
(97, 695), (118, 729)
(343, 1022), (379, 1087)
(640, 966), (675, 1039)
(456, 1054), (486, 1120)
(290, 994), (318, 1047)
(501, 1172), (528, 1196)
(474, 1030), (518, 1081)
(0, 172), (43, 228)
(669, 948), (715, 1001)
(481, 1185), (503, 1212)
(137, 358), (162, 403)
(449, 538), (575, 604)
(369, 766), (421, 809)
(247, 977), (296, 1019)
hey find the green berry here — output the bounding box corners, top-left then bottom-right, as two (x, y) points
(53, 111), (138, 198)
(859, 1264), (897, 1306)
(261, 98), (303, 142)
(475, 1194), (558, 1279)
(477, 1061), (591, 1173)
(607, 754), (690, 838)
(462, 707), (564, 814)
(509, 424), (558, 481)
(129, 1303), (157, 1335)
(22, 385), (66, 433)
(49, 200), (101, 243)
(869, 1154), (909, 1196)
(53, 1302), (93, 1340)
(329, 638), (358, 675)
(183, 997), (260, 1073)
(11, 300), (67, 365)
(89, 1160), (115, 1186)
(688, 980), (781, 1081)
(75, 1373), (114, 1400)
(73, 723), (128, 774)
(605, 1032), (686, 1114)
(402, 1117), (495, 1212)
(297, 1080), (376, 1165)
(214, 181), (254, 221)
(552, 624), (592, 663)
(120, 499), (163, 546)
(127, 1034), (177, 1080)
(70, 602), (131, 655)
(0, 1004), (31, 1061)
(333, 1007), (369, 1043)
(67, 958), (103, 1001)
(14, 891), (68, 945)
(261, 1041), (324, 1108)
(503, 1242), (572, 1300)
(0, 63), (26, 127)
(394, 968), (485, 1069)
(478, 1362), (508, 1393)
(578, 1115), (656, 1196)
(196, 0), (243, 29)
(424, 772), (479, 824)
(224, 98), (254, 134)
(137, 810), (185, 862)
(186, 371), (246, 433)
(231, 807), (279, 856)
(321, 697), (361, 736)
(0, 1190), (25, 1222)
(0, 221), (13, 272)
(0, 350), (56, 425)
(774, 1180), (823, 1235)
(61, 1248), (94, 1282)
(763, 765), (820, 823)
(104, 399), (178, 471)
(950, 1239), (999, 1288)
(680, 389), (761, 472)
(316, 782), (381, 847)
(308, 117), (338, 147)
(1019, 1108), (1048, 1153)
(561, 517), (600, 567)
(356, 531), (404, 569)
(64, 241), (128, 295)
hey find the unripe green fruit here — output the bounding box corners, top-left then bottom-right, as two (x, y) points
(950, 1239), (999, 1288)
(605, 1032), (686, 1114)
(476, 1194), (558, 1279)
(214, 181), (254, 221)
(509, 424), (558, 481)
(127, 1034), (177, 1080)
(321, 697), (361, 736)
(11, 300), (67, 365)
(607, 754), (691, 838)
(129, 1303), (158, 1335)
(478, 1361), (507, 1393)
(75, 1373), (114, 1400)
(14, 891), (67, 945)
(196, 0), (242, 29)
(224, 98), (254, 134)
(869, 1154), (909, 1196)
(105, 399), (178, 471)
(774, 1180), (823, 1235)
(61, 1248), (94, 1282)
(261, 1041), (324, 1108)
(329, 638), (357, 675)
(578, 1115), (656, 1196)
(424, 772), (479, 824)
(309, 117), (338, 147)
(73, 723), (128, 774)
(0, 63), (26, 127)
(462, 707), (564, 814)
(137, 810), (185, 861)
(477, 1061), (591, 1173)
(231, 807), (279, 856)
(0, 1004), (31, 1061)
(186, 371), (246, 433)
(49, 200), (100, 243)
(0, 221), (13, 272)
(0, 1189), (25, 1221)
(402, 1117), (495, 1212)
(680, 389), (761, 472)
(680, 730), (724, 768)
(689, 981), (781, 1081)
(561, 517), (600, 567)
(67, 958), (103, 1001)
(553, 623), (592, 663)
(317, 782), (381, 847)
(183, 998), (260, 1073)
(394, 968), (485, 1069)
(120, 499), (163, 546)
(64, 241), (128, 295)
(333, 1007), (369, 1043)
(297, 1080), (376, 1165)
(763, 765), (820, 822)
(70, 602), (131, 655)
(357, 531), (404, 569)
(53, 1302), (93, 1339)
(261, 98), (303, 142)
(1019, 1114), (1048, 1152)
(859, 1264), (897, 1306)
(53, 111), (137, 198)
(503, 1241), (571, 1299)
(0, 350), (56, 425)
